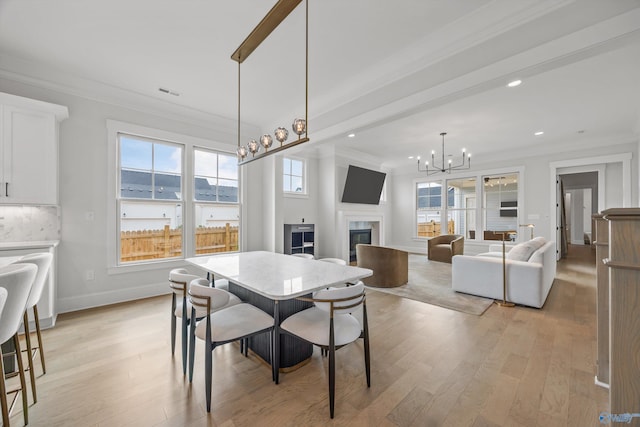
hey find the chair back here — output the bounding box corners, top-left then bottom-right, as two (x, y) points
(0, 264), (37, 344)
(0, 287), (7, 318)
(169, 268), (200, 297)
(14, 252), (53, 309)
(189, 280), (234, 313)
(312, 281), (365, 315)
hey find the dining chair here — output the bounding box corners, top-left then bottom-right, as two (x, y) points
(0, 263), (38, 427)
(188, 282), (274, 412)
(11, 252), (53, 404)
(276, 281), (370, 418)
(169, 269), (241, 375)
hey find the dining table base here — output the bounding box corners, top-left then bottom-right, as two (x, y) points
(228, 282), (314, 369)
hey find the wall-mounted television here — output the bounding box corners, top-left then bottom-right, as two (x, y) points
(341, 165), (386, 205)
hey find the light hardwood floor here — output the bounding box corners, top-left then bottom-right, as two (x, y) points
(7, 246), (607, 426)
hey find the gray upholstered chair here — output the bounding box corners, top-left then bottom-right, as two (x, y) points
(427, 234), (464, 263)
(355, 244), (408, 288)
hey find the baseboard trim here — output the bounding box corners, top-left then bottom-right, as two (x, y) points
(594, 375), (610, 389)
(57, 282), (168, 314)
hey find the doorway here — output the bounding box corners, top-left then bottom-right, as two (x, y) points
(550, 153), (632, 261)
(557, 172), (598, 259)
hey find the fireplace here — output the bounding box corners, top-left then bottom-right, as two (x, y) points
(349, 229), (372, 262)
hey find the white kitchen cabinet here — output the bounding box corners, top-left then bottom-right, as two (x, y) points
(0, 93), (68, 204)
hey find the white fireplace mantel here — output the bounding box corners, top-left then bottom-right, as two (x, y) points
(337, 210), (385, 262)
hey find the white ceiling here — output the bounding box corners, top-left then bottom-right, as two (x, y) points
(1, 0), (639, 170)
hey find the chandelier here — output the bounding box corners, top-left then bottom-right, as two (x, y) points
(417, 132), (471, 175)
(233, 0), (309, 165)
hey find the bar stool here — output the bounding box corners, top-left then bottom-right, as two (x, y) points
(12, 252), (53, 404)
(0, 263), (38, 427)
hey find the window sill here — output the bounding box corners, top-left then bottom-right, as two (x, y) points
(108, 258), (187, 275)
(283, 192), (309, 199)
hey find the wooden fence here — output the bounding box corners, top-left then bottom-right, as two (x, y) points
(417, 220), (455, 238)
(121, 223), (239, 262)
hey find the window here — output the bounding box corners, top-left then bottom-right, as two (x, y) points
(194, 148), (240, 254)
(416, 181), (444, 237)
(119, 135), (184, 262)
(447, 177), (476, 240)
(415, 170), (520, 241)
(112, 123), (241, 266)
(283, 157), (305, 193)
(483, 173), (519, 241)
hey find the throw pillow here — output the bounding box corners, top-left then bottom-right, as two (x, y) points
(506, 241), (538, 261)
(530, 236), (546, 249)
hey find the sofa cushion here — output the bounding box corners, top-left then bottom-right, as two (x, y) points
(506, 241), (539, 261)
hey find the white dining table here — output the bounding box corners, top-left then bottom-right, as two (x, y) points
(185, 250), (372, 300)
(185, 251), (373, 369)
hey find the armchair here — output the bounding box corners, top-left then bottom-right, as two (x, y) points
(427, 234), (464, 263)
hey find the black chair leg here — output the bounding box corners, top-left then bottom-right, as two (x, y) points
(188, 311), (197, 382)
(205, 345), (213, 412)
(181, 316), (188, 375)
(329, 345), (335, 419)
(170, 295), (177, 355)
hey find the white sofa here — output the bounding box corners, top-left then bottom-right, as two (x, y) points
(451, 237), (556, 308)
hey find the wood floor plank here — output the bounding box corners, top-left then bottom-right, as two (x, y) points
(9, 245), (608, 426)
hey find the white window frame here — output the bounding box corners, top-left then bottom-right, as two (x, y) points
(193, 146), (240, 255)
(283, 156), (307, 197)
(413, 166), (524, 241)
(107, 120), (240, 273)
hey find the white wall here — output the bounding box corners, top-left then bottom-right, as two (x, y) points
(0, 77), (256, 313)
(389, 139), (638, 254)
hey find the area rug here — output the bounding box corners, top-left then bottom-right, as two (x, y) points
(365, 254), (494, 315)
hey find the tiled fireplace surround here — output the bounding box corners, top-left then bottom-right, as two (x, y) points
(338, 211), (384, 263)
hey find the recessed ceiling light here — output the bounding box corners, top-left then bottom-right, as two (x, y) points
(347, 133), (355, 138)
(534, 131), (544, 136)
(507, 79), (522, 88)
(408, 156), (414, 159)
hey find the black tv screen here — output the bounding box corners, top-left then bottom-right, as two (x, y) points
(341, 165), (386, 205)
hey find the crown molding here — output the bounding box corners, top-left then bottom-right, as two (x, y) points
(0, 53), (253, 140)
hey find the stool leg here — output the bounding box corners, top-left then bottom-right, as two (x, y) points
(0, 348), (9, 427)
(23, 311), (37, 403)
(33, 305), (46, 374)
(14, 334), (28, 425)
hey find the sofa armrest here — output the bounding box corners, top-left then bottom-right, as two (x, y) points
(451, 236), (465, 256)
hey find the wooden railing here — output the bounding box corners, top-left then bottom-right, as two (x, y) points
(120, 223), (239, 262)
(417, 220), (455, 237)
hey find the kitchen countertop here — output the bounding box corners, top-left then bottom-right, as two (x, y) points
(0, 240), (60, 250)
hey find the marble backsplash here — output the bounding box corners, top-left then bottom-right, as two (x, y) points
(0, 205), (60, 241)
